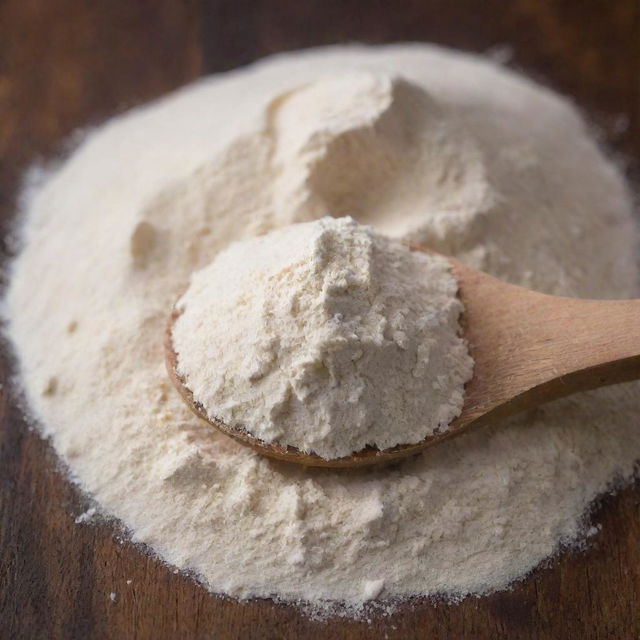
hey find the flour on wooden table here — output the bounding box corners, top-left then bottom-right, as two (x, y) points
(6, 44), (639, 614)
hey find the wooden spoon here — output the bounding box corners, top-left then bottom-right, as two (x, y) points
(165, 250), (640, 468)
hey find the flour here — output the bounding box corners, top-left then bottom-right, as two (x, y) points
(172, 217), (473, 459)
(5, 44), (639, 613)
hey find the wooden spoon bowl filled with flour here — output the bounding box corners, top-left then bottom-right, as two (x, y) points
(165, 216), (474, 467)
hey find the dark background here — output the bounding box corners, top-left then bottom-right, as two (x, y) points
(1, 2), (639, 639)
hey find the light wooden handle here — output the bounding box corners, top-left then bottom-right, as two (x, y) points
(536, 297), (640, 384)
(454, 262), (640, 430)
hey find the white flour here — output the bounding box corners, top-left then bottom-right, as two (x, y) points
(172, 217), (472, 459)
(5, 44), (640, 613)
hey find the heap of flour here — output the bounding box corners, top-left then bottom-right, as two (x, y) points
(6, 44), (639, 612)
(172, 217), (473, 459)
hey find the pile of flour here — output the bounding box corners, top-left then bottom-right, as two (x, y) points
(6, 44), (639, 611)
(172, 217), (473, 459)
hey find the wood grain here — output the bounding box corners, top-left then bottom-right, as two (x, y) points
(1, 1), (640, 638)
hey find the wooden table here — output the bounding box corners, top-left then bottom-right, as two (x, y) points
(1, 2), (639, 638)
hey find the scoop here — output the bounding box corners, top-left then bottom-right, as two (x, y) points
(165, 249), (640, 468)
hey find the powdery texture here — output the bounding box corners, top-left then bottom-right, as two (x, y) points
(5, 44), (640, 611)
(173, 217), (473, 459)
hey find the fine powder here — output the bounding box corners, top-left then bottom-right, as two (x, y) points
(5, 44), (640, 611)
(172, 217), (473, 459)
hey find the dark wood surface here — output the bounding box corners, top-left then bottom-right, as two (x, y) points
(1, 2), (639, 638)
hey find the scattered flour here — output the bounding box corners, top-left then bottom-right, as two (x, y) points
(74, 506), (97, 524)
(5, 44), (640, 612)
(172, 217), (472, 459)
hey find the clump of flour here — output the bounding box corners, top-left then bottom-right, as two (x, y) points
(172, 217), (473, 459)
(5, 44), (639, 611)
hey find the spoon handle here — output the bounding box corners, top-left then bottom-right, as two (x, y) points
(515, 296), (640, 390)
(454, 263), (640, 430)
